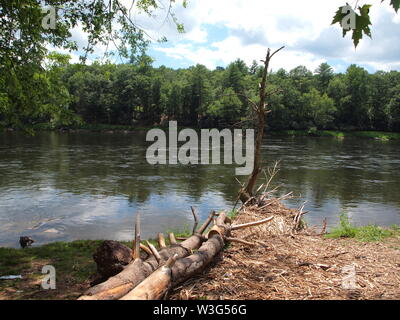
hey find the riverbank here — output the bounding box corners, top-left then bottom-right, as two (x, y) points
(2, 124), (400, 141)
(1, 123), (151, 133)
(169, 208), (400, 300)
(271, 129), (400, 141)
(1, 208), (399, 300)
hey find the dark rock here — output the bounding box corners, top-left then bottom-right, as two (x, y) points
(19, 236), (34, 248)
(93, 240), (133, 278)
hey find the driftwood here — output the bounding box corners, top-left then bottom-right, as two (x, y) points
(79, 211), (216, 300)
(79, 209), (274, 300)
(120, 254), (179, 300)
(119, 212), (231, 300)
(119, 212), (274, 300)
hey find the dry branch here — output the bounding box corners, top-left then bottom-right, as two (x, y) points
(190, 206), (199, 235)
(319, 218), (328, 236)
(139, 243), (152, 256)
(146, 241), (162, 263)
(133, 212), (141, 260)
(293, 202), (307, 232)
(231, 216), (274, 231)
(225, 237), (256, 247)
(197, 210), (216, 235)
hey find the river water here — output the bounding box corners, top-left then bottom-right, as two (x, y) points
(1, 131), (399, 247)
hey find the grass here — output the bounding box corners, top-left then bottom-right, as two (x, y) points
(0, 235), (191, 300)
(0, 225), (204, 300)
(0, 240), (102, 279)
(227, 209), (239, 220)
(271, 129), (400, 140)
(0, 240), (104, 299)
(325, 212), (400, 242)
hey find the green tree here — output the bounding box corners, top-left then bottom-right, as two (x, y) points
(207, 87), (242, 125)
(386, 84), (400, 131)
(342, 64), (372, 129)
(300, 88), (336, 129)
(0, 0), (186, 128)
(315, 63), (334, 93)
(181, 64), (212, 125)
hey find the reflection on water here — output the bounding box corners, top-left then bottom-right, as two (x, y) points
(1, 131), (399, 247)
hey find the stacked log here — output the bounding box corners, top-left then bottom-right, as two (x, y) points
(79, 210), (274, 300)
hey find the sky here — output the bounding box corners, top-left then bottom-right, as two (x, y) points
(65, 0), (400, 73)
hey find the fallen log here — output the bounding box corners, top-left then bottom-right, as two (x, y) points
(119, 212), (275, 300)
(120, 254), (179, 300)
(119, 212), (230, 300)
(80, 210), (275, 300)
(79, 211), (216, 300)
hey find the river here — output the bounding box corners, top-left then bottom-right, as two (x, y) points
(1, 131), (399, 247)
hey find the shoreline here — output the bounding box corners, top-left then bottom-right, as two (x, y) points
(2, 124), (400, 141)
(270, 129), (400, 140)
(1, 216), (399, 300)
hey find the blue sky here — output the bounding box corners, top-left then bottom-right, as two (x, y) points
(66, 0), (400, 73)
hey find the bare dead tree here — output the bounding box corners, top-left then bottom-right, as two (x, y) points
(239, 46), (285, 204)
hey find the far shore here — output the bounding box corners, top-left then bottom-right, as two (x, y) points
(2, 124), (400, 141)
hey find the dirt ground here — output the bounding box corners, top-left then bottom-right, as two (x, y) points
(169, 202), (400, 300)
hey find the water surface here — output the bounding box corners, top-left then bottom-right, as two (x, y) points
(1, 131), (399, 247)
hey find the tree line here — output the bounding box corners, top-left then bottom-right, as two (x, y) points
(1, 52), (400, 132)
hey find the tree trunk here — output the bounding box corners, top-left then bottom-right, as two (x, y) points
(79, 235), (204, 300)
(240, 47), (284, 203)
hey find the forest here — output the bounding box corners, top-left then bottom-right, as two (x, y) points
(1, 52), (400, 132)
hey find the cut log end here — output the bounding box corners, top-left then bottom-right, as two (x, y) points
(168, 232), (177, 245)
(93, 240), (132, 279)
(158, 233), (166, 248)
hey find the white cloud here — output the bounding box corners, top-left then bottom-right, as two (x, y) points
(48, 0), (400, 71)
(185, 26), (208, 43)
(156, 35), (326, 71)
(149, 0), (400, 71)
